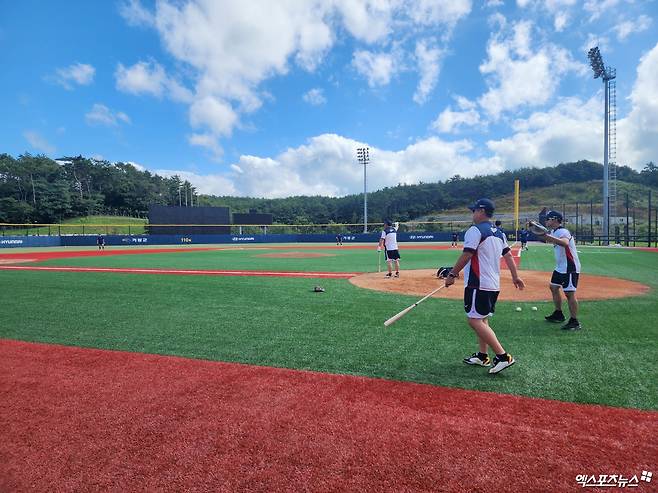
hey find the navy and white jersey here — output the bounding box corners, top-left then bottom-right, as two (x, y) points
(380, 226), (398, 251)
(551, 227), (580, 273)
(462, 222), (510, 291)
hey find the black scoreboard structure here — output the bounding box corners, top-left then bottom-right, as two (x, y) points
(232, 212), (273, 226)
(148, 205), (231, 235)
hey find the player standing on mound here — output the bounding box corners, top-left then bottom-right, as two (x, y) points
(444, 198), (525, 374)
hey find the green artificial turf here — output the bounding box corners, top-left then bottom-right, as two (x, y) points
(30, 246), (455, 273)
(1, 244), (656, 410)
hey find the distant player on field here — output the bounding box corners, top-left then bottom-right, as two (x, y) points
(451, 232), (459, 247)
(97, 234), (105, 251)
(378, 219), (400, 278)
(519, 227), (529, 251)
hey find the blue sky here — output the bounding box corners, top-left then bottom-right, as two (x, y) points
(1, 0), (657, 198)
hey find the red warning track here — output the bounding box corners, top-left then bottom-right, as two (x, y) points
(1, 340), (655, 492)
(0, 265), (358, 279)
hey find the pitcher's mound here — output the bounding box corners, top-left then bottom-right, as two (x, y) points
(349, 269), (649, 301)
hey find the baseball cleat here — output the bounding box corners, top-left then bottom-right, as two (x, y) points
(561, 319), (582, 331)
(463, 353), (491, 367)
(385, 272), (393, 278)
(545, 310), (566, 323)
(489, 354), (515, 374)
(394, 272), (399, 278)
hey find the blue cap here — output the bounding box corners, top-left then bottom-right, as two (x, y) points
(468, 198), (495, 213)
(546, 210), (563, 222)
(384, 218), (393, 226)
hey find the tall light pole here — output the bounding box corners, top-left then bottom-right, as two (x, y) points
(356, 147), (370, 233)
(588, 46), (616, 245)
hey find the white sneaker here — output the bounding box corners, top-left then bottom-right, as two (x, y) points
(463, 353), (491, 367)
(489, 354), (515, 374)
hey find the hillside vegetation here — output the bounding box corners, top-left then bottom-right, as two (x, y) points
(2, 153), (657, 226)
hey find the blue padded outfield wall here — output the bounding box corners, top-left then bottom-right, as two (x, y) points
(0, 231), (460, 248)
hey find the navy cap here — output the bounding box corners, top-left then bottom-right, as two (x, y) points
(384, 218), (393, 226)
(546, 210), (563, 222)
(468, 198), (495, 213)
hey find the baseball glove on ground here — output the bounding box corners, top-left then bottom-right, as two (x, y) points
(436, 267), (456, 279)
(528, 220), (549, 236)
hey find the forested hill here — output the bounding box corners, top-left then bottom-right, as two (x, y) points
(1, 153), (657, 224)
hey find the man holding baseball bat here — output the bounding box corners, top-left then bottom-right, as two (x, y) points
(444, 198), (525, 374)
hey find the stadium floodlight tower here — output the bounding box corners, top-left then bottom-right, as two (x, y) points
(588, 46), (617, 245)
(356, 147), (370, 233)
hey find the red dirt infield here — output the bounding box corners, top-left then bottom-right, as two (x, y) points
(350, 269), (650, 301)
(1, 339), (655, 492)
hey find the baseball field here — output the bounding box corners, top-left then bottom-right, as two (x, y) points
(1, 242), (656, 491)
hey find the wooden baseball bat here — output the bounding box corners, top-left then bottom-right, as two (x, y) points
(384, 285), (447, 327)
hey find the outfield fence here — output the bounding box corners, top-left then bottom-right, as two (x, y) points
(1, 221), (657, 248)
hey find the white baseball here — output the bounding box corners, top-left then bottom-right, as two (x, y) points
(532, 306), (538, 311)
(515, 307), (522, 312)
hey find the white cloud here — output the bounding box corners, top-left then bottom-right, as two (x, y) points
(332, 0), (393, 44)
(302, 88), (327, 106)
(584, 0), (622, 22)
(486, 96), (601, 167)
(413, 40), (444, 104)
(154, 169), (238, 196)
(431, 107), (481, 133)
(215, 134), (500, 198)
(85, 104), (131, 127)
(483, 42), (658, 171)
(478, 19), (587, 118)
(23, 131), (56, 154)
(116, 61), (166, 97)
(189, 96), (237, 137)
(118, 0), (155, 26)
(618, 42), (658, 168)
(352, 50), (396, 87)
(118, 0), (472, 153)
(51, 63), (95, 90)
(188, 132), (223, 160)
(115, 61), (193, 102)
(407, 0), (472, 30)
(614, 15), (652, 41)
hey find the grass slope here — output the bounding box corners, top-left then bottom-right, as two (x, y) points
(3, 215), (147, 235)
